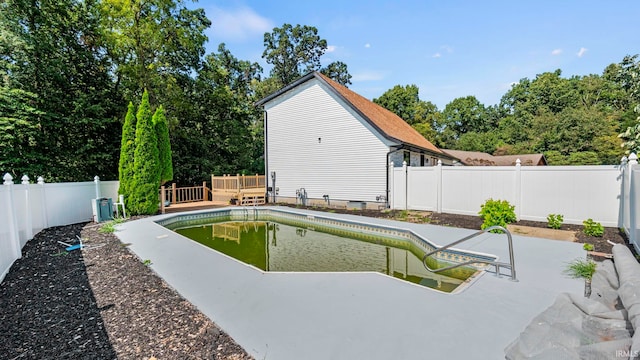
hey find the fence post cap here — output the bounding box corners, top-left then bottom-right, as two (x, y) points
(630, 153), (638, 162)
(516, 158), (521, 166)
(21, 175), (30, 184)
(3, 173), (14, 184)
(94, 175), (100, 182)
(437, 159), (442, 166)
(402, 161), (407, 167)
(622, 156), (628, 164)
(37, 176), (45, 184)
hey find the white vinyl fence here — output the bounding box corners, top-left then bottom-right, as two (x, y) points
(1, 174), (118, 282)
(621, 155), (640, 253)
(390, 158), (626, 228)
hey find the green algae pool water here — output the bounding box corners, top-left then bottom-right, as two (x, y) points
(174, 220), (478, 293)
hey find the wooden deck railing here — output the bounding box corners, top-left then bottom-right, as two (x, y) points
(211, 174), (265, 192)
(159, 175), (266, 213)
(160, 182), (210, 204)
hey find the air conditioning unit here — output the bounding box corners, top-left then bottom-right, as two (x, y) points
(91, 197), (113, 222)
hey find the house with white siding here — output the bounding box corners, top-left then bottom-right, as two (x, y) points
(256, 71), (455, 208)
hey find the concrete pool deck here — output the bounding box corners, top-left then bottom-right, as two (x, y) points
(115, 206), (584, 360)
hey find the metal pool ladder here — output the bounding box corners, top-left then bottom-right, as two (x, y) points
(241, 206), (258, 221)
(422, 225), (517, 281)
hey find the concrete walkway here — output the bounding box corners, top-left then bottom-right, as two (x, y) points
(115, 206), (584, 360)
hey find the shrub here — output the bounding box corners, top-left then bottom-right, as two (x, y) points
(583, 243), (594, 251)
(583, 218), (604, 237)
(479, 199), (516, 231)
(547, 214), (564, 229)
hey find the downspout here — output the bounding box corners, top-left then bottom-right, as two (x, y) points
(386, 146), (405, 209)
(263, 110), (269, 202)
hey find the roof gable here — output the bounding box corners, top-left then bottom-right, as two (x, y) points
(257, 72), (443, 155)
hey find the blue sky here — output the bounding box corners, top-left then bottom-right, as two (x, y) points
(194, 0), (640, 109)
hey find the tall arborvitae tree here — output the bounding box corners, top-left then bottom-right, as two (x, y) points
(130, 90), (160, 214)
(153, 105), (173, 184)
(118, 102), (137, 207)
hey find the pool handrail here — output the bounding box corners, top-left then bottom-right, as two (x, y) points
(422, 225), (517, 281)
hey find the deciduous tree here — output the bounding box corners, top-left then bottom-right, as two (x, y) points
(320, 61), (352, 87)
(263, 24), (327, 85)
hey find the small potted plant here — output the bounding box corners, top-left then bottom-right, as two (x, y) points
(564, 258), (597, 297)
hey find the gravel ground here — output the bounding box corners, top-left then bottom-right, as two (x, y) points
(0, 221), (253, 360)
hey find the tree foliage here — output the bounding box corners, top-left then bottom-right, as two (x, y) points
(373, 84), (440, 144)
(99, 0), (210, 102)
(263, 24), (327, 85)
(172, 44), (263, 185)
(320, 61), (352, 87)
(1, 0), (123, 181)
(374, 63), (636, 165)
(0, 87), (43, 176)
(153, 105), (173, 185)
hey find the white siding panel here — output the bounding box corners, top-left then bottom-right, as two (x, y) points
(266, 79), (390, 202)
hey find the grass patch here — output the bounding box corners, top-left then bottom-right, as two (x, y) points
(564, 258), (597, 280)
(98, 217), (126, 234)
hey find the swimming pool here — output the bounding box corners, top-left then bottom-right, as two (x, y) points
(158, 208), (497, 293)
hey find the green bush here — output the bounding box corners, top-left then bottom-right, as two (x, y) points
(478, 199), (517, 231)
(583, 243), (594, 251)
(583, 218), (604, 237)
(547, 214), (564, 229)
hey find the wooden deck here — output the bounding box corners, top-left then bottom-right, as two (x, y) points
(160, 174), (266, 214)
(162, 201), (229, 214)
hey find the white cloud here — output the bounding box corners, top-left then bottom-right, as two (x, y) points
(577, 47), (588, 58)
(551, 48), (562, 55)
(364, 43), (371, 48)
(208, 6), (274, 41)
(441, 45), (454, 53)
(352, 71), (384, 81)
(326, 45), (337, 53)
(432, 52), (442, 58)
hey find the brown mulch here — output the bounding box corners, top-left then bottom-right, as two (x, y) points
(0, 221), (253, 360)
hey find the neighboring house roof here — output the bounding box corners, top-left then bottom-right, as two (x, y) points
(256, 71), (445, 156)
(442, 149), (547, 166)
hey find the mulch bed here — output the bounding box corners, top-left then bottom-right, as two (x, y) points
(0, 221), (252, 360)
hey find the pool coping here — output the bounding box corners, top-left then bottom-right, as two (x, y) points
(115, 206), (584, 360)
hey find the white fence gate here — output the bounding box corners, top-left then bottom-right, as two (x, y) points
(390, 159), (625, 228)
(1, 174), (118, 282)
